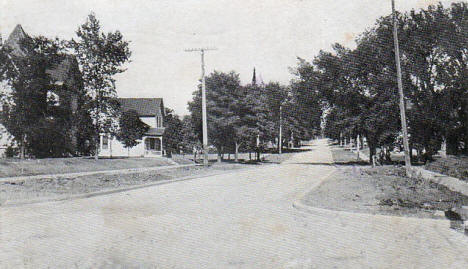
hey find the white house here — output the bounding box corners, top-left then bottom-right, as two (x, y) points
(99, 98), (165, 158)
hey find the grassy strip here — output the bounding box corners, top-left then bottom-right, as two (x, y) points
(0, 163), (244, 203)
(330, 146), (367, 165)
(310, 144), (468, 218)
(303, 164), (468, 219)
(0, 157), (183, 178)
(425, 156), (468, 182)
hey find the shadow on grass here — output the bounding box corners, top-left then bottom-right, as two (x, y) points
(288, 161), (370, 166)
(192, 159), (264, 166)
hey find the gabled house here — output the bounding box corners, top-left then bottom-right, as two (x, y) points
(0, 24), (84, 157)
(99, 98), (165, 158)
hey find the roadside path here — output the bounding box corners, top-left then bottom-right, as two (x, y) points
(1, 139), (467, 268)
(0, 163), (197, 183)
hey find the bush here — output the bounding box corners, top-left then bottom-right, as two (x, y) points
(5, 146), (19, 158)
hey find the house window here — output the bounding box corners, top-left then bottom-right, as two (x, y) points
(145, 137), (161, 151)
(102, 136), (108, 150)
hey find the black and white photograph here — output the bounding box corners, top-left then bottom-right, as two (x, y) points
(0, 0), (467, 268)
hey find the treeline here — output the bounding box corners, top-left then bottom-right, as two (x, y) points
(0, 13), (131, 158)
(163, 71), (322, 160)
(292, 2), (467, 163)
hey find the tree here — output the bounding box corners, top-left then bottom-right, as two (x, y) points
(116, 109), (149, 155)
(188, 71), (241, 162)
(180, 115), (200, 153)
(295, 3), (467, 163)
(0, 34), (73, 158)
(162, 108), (183, 156)
(69, 13), (131, 159)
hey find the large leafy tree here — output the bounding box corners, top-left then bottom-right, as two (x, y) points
(162, 108), (184, 156)
(188, 71), (241, 162)
(0, 35), (76, 158)
(69, 13), (131, 159)
(180, 115), (200, 153)
(116, 109), (149, 154)
(297, 3), (467, 162)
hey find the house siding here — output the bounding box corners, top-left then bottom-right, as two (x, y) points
(98, 98), (165, 158)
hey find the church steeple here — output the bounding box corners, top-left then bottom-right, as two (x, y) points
(251, 67), (264, 87)
(252, 67), (256, 85)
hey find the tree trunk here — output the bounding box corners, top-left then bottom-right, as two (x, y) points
(217, 147), (222, 163)
(440, 138), (447, 158)
(385, 146), (392, 163)
(356, 135), (360, 160)
(109, 136), (112, 159)
(20, 135), (25, 159)
(235, 142), (239, 162)
(409, 142), (413, 163)
(368, 141), (377, 165)
(95, 142), (99, 160)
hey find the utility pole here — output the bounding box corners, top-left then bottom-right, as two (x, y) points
(185, 47), (217, 166)
(392, 0), (411, 175)
(279, 104), (283, 154)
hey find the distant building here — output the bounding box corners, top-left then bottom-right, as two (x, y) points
(98, 98), (166, 158)
(251, 67), (264, 87)
(0, 24), (84, 156)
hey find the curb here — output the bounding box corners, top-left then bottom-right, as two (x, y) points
(0, 163), (199, 183)
(410, 167), (468, 197)
(292, 197), (451, 224)
(292, 167), (452, 225)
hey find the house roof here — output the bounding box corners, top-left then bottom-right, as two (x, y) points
(5, 24), (32, 57)
(46, 55), (81, 86)
(118, 98), (164, 117)
(146, 127), (165, 136)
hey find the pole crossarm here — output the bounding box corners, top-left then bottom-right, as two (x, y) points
(184, 48), (217, 53)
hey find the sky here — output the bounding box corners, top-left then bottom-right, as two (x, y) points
(0, 0), (459, 115)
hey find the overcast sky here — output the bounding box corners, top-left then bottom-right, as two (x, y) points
(0, 0), (458, 115)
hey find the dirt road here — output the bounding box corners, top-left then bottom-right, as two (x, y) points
(1, 139), (467, 268)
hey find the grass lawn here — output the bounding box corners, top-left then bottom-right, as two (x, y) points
(0, 163), (246, 204)
(0, 149), (304, 204)
(426, 155), (468, 182)
(330, 145), (367, 165)
(0, 157), (185, 178)
(304, 146), (468, 219)
(172, 150), (301, 164)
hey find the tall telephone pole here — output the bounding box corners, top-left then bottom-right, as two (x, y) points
(185, 47), (217, 166)
(392, 0), (411, 175)
(279, 104), (282, 154)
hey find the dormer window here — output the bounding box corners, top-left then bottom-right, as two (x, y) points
(156, 116), (163, 127)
